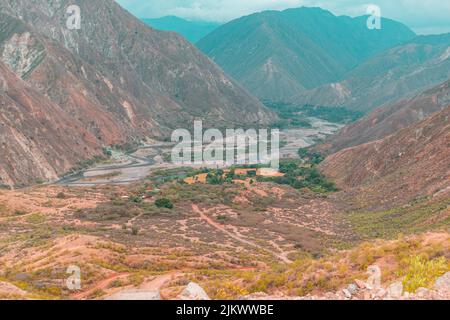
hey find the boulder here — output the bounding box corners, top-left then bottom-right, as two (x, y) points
(347, 283), (358, 295)
(342, 288), (352, 299)
(354, 279), (367, 289)
(386, 282), (403, 299)
(415, 287), (430, 298)
(178, 282), (210, 300)
(433, 272), (450, 294)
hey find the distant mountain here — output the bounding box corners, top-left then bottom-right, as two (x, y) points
(198, 7), (416, 103)
(296, 33), (450, 112)
(0, 0), (274, 186)
(142, 16), (220, 43)
(320, 104), (450, 207)
(317, 80), (450, 154)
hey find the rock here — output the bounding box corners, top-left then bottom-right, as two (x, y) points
(415, 287), (430, 298)
(354, 279), (367, 289)
(178, 282), (210, 300)
(433, 272), (450, 294)
(347, 283), (358, 295)
(374, 288), (387, 299)
(240, 292), (268, 300)
(342, 288), (352, 299)
(387, 282), (403, 299)
(366, 265), (381, 290)
(14, 273), (30, 281)
(105, 289), (161, 300)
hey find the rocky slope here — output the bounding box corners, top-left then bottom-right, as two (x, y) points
(198, 7), (415, 103)
(318, 80), (450, 154)
(0, 61), (101, 186)
(320, 105), (450, 205)
(0, 0), (274, 186)
(295, 34), (450, 112)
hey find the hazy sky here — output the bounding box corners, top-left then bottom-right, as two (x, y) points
(116, 0), (450, 34)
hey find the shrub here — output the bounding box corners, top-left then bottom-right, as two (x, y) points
(56, 192), (66, 199)
(400, 256), (449, 293)
(155, 198), (174, 209)
(131, 226), (139, 236)
(129, 195), (143, 204)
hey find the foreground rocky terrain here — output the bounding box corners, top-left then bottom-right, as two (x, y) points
(0, 170), (448, 300)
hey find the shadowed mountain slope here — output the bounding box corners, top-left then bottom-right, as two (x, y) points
(320, 105), (450, 206)
(318, 80), (450, 154)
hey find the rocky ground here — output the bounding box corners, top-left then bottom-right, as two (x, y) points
(99, 269), (450, 300)
(243, 270), (450, 301)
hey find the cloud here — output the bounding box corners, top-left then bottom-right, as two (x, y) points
(116, 0), (450, 34)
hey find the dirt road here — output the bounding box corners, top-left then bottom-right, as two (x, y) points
(192, 204), (292, 264)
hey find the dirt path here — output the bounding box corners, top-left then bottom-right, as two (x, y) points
(139, 272), (183, 290)
(73, 271), (183, 300)
(73, 272), (130, 299)
(192, 204), (292, 264)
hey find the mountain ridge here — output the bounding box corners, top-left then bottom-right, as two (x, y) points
(294, 33), (450, 112)
(198, 6), (416, 104)
(316, 80), (450, 154)
(320, 104), (450, 208)
(142, 16), (220, 43)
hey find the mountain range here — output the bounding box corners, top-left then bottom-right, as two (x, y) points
(0, 1), (449, 192)
(142, 16), (220, 43)
(296, 33), (450, 112)
(198, 7), (417, 105)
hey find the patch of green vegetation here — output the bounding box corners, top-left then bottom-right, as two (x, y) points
(155, 198), (174, 209)
(26, 213), (46, 224)
(56, 192), (66, 199)
(298, 148), (325, 165)
(259, 160), (337, 193)
(148, 167), (198, 185)
(35, 178), (46, 185)
(345, 198), (450, 239)
(266, 102), (363, 126)
(65, 155), (107, 176)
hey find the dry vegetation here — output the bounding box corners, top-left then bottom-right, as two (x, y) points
(0, 169), (448, 300)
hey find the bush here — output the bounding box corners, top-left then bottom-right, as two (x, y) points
(56, 192), (66, 199)
(131, 226), (139, 236)
(400, 256), (449, 293)
(155, 198), (174, 209)
(129, 195), (143, 204)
